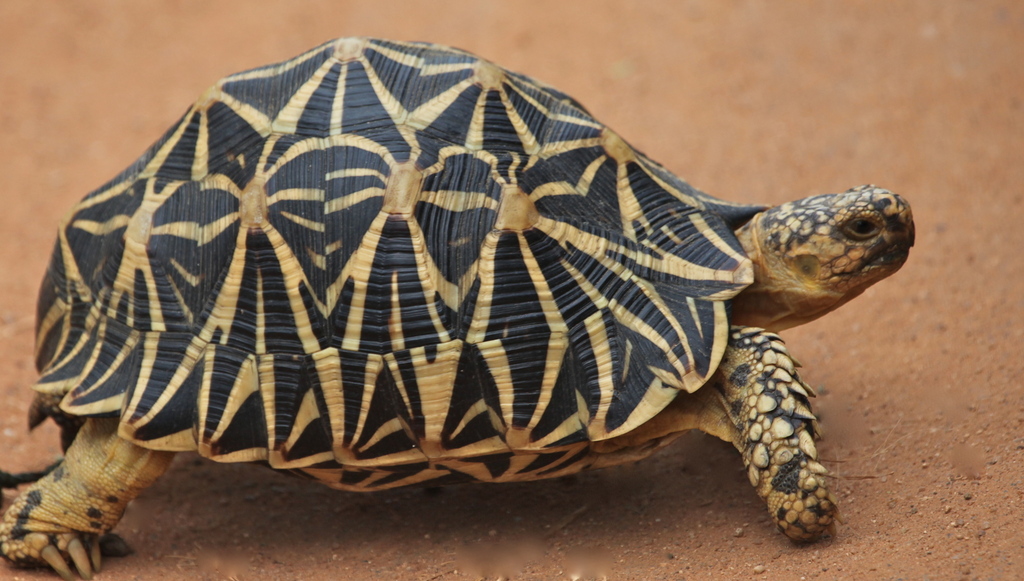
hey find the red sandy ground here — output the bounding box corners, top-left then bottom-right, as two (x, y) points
(1, 2), (1021, 580)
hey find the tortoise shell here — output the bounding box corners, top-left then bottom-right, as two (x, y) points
(32, 38), (760, 488)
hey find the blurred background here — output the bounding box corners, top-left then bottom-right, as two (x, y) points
(1, 2), (1021, 579)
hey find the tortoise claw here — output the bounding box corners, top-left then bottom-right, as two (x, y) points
(40, 545), (76, 581)
(90, 537), (102, 573)
(67, 538), (93, 580)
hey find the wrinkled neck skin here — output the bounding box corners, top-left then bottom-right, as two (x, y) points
(730, 218), (864, 332)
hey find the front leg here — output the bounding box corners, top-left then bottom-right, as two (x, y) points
(716, 327), (839, 542)
(1, 418), (175, 580)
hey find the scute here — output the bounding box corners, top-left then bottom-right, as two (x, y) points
(36, 38), (758, 485)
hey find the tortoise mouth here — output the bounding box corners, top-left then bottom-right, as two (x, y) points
(830, 243), (910, 279)
(829, 244), (910, 288)
(867, 240), (913, 268)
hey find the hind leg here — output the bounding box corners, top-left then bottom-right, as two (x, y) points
(1, 418), (174, 580)
(714, 327), (839, 542)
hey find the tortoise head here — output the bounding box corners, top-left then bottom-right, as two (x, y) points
(731, 185), (915, 332)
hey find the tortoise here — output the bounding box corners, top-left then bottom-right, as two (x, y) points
(0, 37), (914, 579)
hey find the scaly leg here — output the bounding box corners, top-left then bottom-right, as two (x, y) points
(1, 418), (174, 580)
(715, 327), (839, 542)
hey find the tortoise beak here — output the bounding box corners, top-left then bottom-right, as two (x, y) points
(890, 196), (915, 247)
(869, 195), (915, 267)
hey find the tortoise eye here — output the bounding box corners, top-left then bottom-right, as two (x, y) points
(843, 218), (882, 240)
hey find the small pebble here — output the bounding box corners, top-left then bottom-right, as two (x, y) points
(753, 564), (766, 574)
(964, 492), (973, 500)
(98, 534), (134, 557)
(734, 527), (745, 538)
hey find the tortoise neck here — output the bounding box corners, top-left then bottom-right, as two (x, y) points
(730, 215), (850, 332)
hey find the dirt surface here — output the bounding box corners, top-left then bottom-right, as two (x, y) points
(1, 1), (1022, 580)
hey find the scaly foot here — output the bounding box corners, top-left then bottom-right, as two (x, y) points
(2, 528), (102, 581)
(1, 419), (174, 579)
(717, 327), (839, 541)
